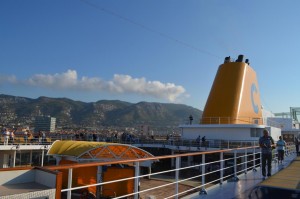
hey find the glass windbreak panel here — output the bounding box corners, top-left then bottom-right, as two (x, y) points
(250, 128), (260, 137)
(21, 152), (31, 166)
(32, 151), (42, 166)
(15, 152), (21, 166)
(16, 151), (31, 167)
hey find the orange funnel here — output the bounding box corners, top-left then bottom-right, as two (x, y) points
(201, 55), (262, 124)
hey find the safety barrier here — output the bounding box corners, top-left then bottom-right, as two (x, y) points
(45, 146), (267, 199)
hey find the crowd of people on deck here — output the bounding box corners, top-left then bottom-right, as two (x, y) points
(0, 127), (49, 145)
(1, 126), (300, 162)
(1, 128), (16, 145)
(0, 126), (146, 145)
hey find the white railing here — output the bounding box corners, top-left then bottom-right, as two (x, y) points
(0, 134), (259, 150)
(46, 145), (274, 199)
(200, 116), (287, 128)
(0, 136), (290, 199)
(53, 144), (296, 199)
(200, 117), (264, 125)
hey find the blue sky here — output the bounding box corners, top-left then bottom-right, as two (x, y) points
(0, 0), (299, 113)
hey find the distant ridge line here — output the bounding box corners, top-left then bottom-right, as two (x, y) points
(0, 94), (202, 128)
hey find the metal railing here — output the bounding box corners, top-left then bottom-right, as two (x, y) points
(51, 144), (296, 199)
(45, 145), (281, 199)
(0, 134), (260, 150)
(1, 135), (296, 198)
(200, 117), (264, 125)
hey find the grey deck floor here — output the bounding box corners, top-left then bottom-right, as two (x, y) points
(183, 153), (297, 199)
(0, 182), (50, 197)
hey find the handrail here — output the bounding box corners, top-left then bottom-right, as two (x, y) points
(52, 144), (296, 199)
(0, 134), (260, 149)
(200, 116), (264, 125)
(44, 146), (259, 170)
(56, 146), (257, 199)
(1, 142), (293, 198)
(199, 116), (289, 128)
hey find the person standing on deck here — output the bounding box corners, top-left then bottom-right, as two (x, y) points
(42, 131), (47, 144)
(38, 131), (42, 144)
(259, 129), (275, 178)
(24, 130), (28, 144)
(202, 136), (206, 149)
(276, 136), (286, 164)
(10, 128), (15, 144)
(2, 128), (10, 145)
(196, 135), (201, 144)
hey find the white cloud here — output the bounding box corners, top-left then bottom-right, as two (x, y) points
(27, 70), (78, 89)
(0, 75), (17, 84)
(4, 70), (188, 102)
(109, 74), (186, 102)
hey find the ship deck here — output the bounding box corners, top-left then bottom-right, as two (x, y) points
(184, 154), (299, 199)
(0, 182), (51, 197)
(0, 140), (299, 199)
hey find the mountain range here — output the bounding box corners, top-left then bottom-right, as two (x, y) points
(0, 94), (202, 128)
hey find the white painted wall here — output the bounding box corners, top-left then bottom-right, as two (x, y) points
(0, 170), (35, 185)
(0, 169), (56, 188)
(269, 127), (282, 141)
(180, 124), (282, 142)
(180, 124), (264, 141)
(35, 170), (56, 187)
(267, 117), (293, 129)
(262, 109), (275, 125)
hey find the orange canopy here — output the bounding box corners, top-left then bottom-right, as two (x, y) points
(47, 140), (155, 161)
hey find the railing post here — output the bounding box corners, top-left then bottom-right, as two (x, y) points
(97, 166), (102, 198)
(220, 152), (224, 184)
(134, 162), (140, 199)
(244, 148), (247, 174)
(253, 147), (257, 171)
(13, 150), (16, 167)
(200, 154), (207, 194)
(260, 148), (262, 170)
(41, 149), (44, 167)
(67, 168), (73, 199)
(233, 150), (239, 181)
(175, 157), (180, 199)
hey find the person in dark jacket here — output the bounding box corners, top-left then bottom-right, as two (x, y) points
(259, 129), (275, 178)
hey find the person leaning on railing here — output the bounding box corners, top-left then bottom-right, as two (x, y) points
(259, 129), (275, 178)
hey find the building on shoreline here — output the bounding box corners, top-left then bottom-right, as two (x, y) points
(35, 116), (56, 133)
